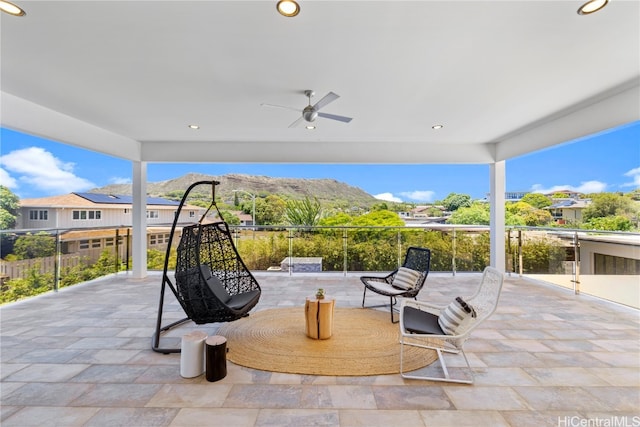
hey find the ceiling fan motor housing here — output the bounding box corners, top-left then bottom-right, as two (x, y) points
(303, 106), (318, 122)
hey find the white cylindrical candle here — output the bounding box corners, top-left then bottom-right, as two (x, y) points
(180, 330), (208, 378)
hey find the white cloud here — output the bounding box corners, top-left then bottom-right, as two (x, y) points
(399, 190), (436, 202)
(374, 192), (403, 203)
(109, 176), (131, 185)
(530, 180), (607, 195)
(0, 147), (95, 195)
(622, 167), (640, 187)
(0, 168), (18, 189)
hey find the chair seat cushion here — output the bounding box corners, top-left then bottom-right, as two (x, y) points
(392, 267), (422, 290)
(227, 290), (261, 310)
(364, 280), (407, 295)
(403, 306), (444, 335)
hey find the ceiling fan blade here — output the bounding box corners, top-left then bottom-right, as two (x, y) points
(288, 116), (305, 128)
(261, 103), (301, 112)
(318, 112), (353, 123)
(312, 92), (339, 111)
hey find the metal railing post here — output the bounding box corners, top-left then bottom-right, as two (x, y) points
(517, 230), (523, 276)
(54, 230), (61, 292)
(573, 231), (580, 294)
(342, 228), (348, 276)
(452, 228), (457, 276)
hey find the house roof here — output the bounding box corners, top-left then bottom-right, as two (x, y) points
(20, 193), (182, 209)
(74, 193), (179, 206)
(1, 1), (637, 166)
(547, 199), (591, 210)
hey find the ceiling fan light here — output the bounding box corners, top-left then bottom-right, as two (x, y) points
(277, 0), (300, 17)
(0, 0), (26, 16)
(577, 0), (608, 15)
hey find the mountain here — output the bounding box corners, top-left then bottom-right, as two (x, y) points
(90, 173), (380, 207)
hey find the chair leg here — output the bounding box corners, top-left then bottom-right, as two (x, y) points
(362, 287), (367, 308)
(400, 338), (474, 384)
(390, 296), (398, 323)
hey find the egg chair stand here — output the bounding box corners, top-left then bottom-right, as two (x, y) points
(152, 180), (261, 354)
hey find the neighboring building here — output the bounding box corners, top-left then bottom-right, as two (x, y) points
(484, 191), (529, 202)
(18, 192), (203, 230)
(545, 198), (591, 224)
(401, 205), (448, 225)
(15, 192), (206, 262)
(545, 190), (584, 199)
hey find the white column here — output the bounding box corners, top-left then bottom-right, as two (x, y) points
(132, 161), (147, 278)
(490, 161), (506, 272)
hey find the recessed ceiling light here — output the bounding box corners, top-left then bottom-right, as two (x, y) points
(0, 0), (26, 16)
(277, 0), (300, 17)
(577, 0), (609, 15)
(306, 125), (316, 130)
(432, 124), (444, 130)
(188, 124), (200, 129)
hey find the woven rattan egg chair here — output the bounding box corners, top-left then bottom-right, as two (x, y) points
(152, 180), (261, 354)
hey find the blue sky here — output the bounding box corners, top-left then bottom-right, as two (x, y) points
(1, 121), (639, 203)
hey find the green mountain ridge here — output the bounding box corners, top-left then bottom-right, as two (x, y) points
(90, 172), (380, 207)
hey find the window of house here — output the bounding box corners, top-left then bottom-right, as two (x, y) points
(189, 211), (195, 218)
(105, 237), (114, 247)
(594, 253), (640, 275)
(29, 210), (48, 220)
(79, 240), (89, 249)
(147, 210), (159, 219)
(72, 210), (102, 220)
(91, 239), (101, 248)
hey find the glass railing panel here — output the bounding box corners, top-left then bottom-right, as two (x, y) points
(2, 225), (638, 309)
(513, 227), (639, 309)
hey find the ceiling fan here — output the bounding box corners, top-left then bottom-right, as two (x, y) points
(262, 90), (353, 128)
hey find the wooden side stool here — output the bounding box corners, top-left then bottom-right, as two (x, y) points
(305, 296), (335, 339)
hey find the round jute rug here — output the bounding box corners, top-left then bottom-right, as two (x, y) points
(216, 307), (438, 376)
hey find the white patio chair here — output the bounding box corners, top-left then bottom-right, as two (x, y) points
(399, 266), (504, 384)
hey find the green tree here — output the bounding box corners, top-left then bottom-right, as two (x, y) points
(220, 210), (240, 225)
(318, 212), (352, 227)
(0, 185), (20, 229)
(13, 232), (56, 259)
(551, 192), (570, 199)
(507, 201), (553, 226)
(442, 193), (472, 212)
(350, 210), (404, 227)
(255, 195), (286, 225)
(448, 202), (490, 224)
(582, 215), (633, 231)
(521, 193), (552, 209)
(285, 196), (323, 227)
(582, 193), (636, 221)
(371, 202), (389, 211)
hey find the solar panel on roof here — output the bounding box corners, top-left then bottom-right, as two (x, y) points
(75, 193), (179, 206)
(550, 200), (575, 208)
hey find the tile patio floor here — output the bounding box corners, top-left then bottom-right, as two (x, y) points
(1, 271), (638, 426)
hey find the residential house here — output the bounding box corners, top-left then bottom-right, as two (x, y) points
(17, 192), (206, 260)
(545, 198), (591, 224)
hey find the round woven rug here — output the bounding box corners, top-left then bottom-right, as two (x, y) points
(216, 307), (438, 376)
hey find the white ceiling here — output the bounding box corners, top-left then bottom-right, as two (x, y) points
(1, 0), (639, 165)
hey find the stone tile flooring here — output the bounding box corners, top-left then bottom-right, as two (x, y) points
(1, 271), (638, 426)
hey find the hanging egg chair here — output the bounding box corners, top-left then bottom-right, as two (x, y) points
(152, 180), (261, 353)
